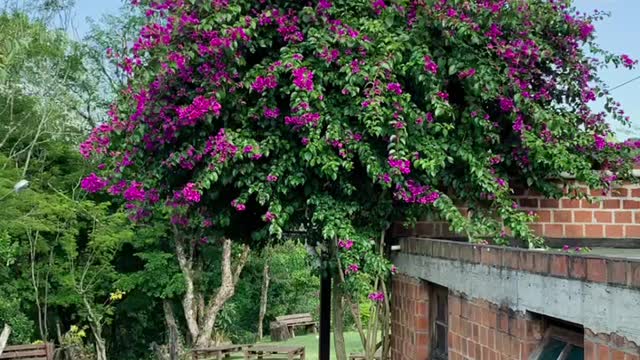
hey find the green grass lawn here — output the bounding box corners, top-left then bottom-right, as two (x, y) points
(259, 331), (363, 360)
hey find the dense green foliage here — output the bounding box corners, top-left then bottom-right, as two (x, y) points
(2, 0), (640, 359)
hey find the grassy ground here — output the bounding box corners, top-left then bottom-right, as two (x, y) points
(207, 332), (363, 360)
(259, 331), (363, 360)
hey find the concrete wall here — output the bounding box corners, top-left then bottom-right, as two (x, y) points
(390, 238), (640, 360)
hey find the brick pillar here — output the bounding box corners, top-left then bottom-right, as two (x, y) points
(448, 293), (544, 360)
(391, 275), (430, 360)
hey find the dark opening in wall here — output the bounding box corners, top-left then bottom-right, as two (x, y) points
(530, 313), (585, 360)
(430, 283), (448, 360)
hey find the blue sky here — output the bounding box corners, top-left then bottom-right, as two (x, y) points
(70, 0), (640, 138)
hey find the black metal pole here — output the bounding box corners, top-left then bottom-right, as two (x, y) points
(319, 266), (331, 360)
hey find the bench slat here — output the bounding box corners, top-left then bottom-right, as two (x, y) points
(1, 345), (46, 351)
(0, 349), (47, 358)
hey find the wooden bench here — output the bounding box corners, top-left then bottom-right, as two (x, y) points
(245, 345), (304, 360)
(349, 348), (382, 360)
(0, 343), (54, 360)
(191, 344), (248, 360)
(274, 314), (317, 338)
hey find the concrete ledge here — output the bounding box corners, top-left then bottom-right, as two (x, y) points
(393, 252), (640, 345)
(398, 238), (640, 289)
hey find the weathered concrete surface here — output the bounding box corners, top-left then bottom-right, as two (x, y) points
(394, 252), (640, 344)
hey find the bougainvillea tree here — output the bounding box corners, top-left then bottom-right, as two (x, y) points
(81, 0), (638, 353)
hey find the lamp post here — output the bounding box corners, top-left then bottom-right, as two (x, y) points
(0, 180), (30, 201)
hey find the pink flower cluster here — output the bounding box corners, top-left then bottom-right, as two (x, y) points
(177, 96), (221, 125)
(387, 82), (402, 95)
(285, 113), (321, 129)
(252, 75), (278, 93)
(621, 54), (636, 69)
(231, 199), (246, 211)
(338, 239), (354, 250)
(394, 180), (440, 204)
(264, 211), (276, 222)
(458, 68), (476, 79)
(388, 157), (411, 174)
(292, 67), (314, 92)
(263, 107), (280, 119)
(345, 263), (359, 275)
(81, 173), (109, 193)
(424, 55), (438, 74)
(124, 182), (146, 202)
(368, 292), (385, 302)
(176, 182), (201, 203)
(204, 129), (238, 164)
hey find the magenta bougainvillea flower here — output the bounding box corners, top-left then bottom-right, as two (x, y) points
(81, 173), (109, 193)
(78, 0), (639, 304)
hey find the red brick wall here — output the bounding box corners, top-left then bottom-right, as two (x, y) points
(448, 294), (544, 360)
(391, 275), (430, 360)
(395, 183), (640, 239)
(585, 329), (640, 360)
(391, 239), (640, 359)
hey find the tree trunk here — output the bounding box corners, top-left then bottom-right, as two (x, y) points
(163, 300), (181, 360)
(332, 279), (347, 360)
(173, 229), (250, 348)
(257, 263), (270, 340)
(174, 234), (200, 343)
(194, 240), (250, 347)
(91, 324), (107, 360)
(0, 324), (11, 356)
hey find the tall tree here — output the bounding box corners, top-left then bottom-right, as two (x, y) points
(80, 0), (639, 357)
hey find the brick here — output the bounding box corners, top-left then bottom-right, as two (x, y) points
(535, 210), (552, 222)
(504, 250), (520, 270)
(625, 353), (640, 360)
(612, 188), (629, 197)
(519, 251), (535, 273)
(624, 200), (640, 209)
(569, 257), (587, 280)
(585, 225), (605, 238)
(519, 198), (539, 208)
(604, 200), (622, 209)
(581, 199), (602, 209)
(565, 224), (585, 238)
(608, 261), (628, 286)
(595, 211), (613, 223)
(626, 225), (640, 238)
(415, 222), (434, 237)
(529, 223), (544, 236)
(630, 262), (640, 288)
(575, 210), (593, 223)
(636, 211), (640, 224)
(585, 340), (597, 360)
(481, 247), (500, 267)
(616, 212), (634, 224)
(606, 225), (625, 238)
(532, 252), (550, 273)
(553, 210), (572, 222)
(550, 255), (569, 277)
(587, 258), (607, 283)
(540, 199), (560, 208)
(599, 344), (610, 360)
(460, 244), (474, 262)
(544, 224), (564, 238)
(561, 199), (581, 208)
(614, 351), (627, 360)
(497, 312), (509, 333)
